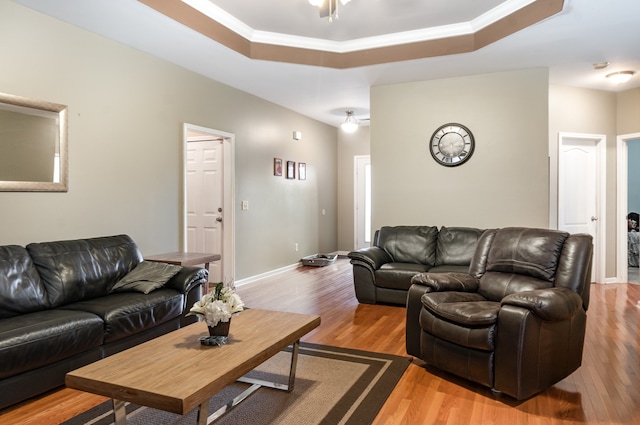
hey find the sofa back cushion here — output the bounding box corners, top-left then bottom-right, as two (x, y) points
(477, 227), (568, 301)
(0, 245), (50, 318)
(435, 226), (484, 266)
(376, 226), (438, 266)
(27, 235), (143, 308)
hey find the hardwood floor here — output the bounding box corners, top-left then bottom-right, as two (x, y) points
(2, 258), (639, 424)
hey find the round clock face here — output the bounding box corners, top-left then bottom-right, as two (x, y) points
(429, 123), (475, 167)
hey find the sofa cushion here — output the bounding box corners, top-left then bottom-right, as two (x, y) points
(0, 245), (50, 319)
(0, 309), (104, 380)
(435, 227), (484, 266)
(59, 288), (184, 343)
(27, 235), (143, 308)
(375, 263), (431, 290)
(111, 261), (183, 294)
(377, 226), (438, 266)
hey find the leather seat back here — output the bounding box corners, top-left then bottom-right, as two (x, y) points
(0, 245), (49, 318)
(27, 235), (143, 308)
(377, 226), (438, 266)
(471, 228), (570, 302)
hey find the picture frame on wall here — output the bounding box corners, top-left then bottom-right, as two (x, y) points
(286, 161), (295, 179)
(274, 158), (283, 176)
(298, 162), (306, 180)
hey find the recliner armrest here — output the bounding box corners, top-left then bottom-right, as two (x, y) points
(411, 272), (479, 292)
(348, 246), (392, 270)
(501, 287), (583, 321)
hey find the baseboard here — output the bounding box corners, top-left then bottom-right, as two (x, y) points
(234, 252), (350, 287)
(234, 262), (301, 287)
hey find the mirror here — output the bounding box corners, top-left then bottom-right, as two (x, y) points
(0, 92), (68, 192)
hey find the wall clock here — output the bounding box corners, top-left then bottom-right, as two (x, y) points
(429, 123), (475, 167)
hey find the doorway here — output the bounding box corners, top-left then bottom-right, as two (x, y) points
(183, 123), (235, 284)
(616, 133), (640, 284)
(557, 132), (606, 283)
(354, 155), (371, 250)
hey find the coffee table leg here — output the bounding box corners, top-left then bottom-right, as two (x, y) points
(112, 399), (127, 424)
(197, 400), (209, 425)
(237, 339), (300, 392)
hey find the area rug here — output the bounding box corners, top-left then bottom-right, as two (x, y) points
(62, 342), (411, 425)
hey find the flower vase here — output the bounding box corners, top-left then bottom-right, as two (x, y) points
(200, 319), (231, 346)
(208, 319), (231, 337)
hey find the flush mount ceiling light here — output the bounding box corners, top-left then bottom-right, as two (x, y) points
(309, 0), (352, 22)
(340, 110), (359, 133)
(606, 70), (635, 84)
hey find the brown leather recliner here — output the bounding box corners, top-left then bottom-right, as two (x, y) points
(405, 227), (592, 400)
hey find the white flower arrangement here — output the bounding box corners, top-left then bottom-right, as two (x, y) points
(186, 282), (244, 327)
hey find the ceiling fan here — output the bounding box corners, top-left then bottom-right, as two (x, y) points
(309, 0), (352, 21)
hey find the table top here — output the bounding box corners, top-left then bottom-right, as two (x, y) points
(144, 252), (221, 266)
(65, 309), (320, 415)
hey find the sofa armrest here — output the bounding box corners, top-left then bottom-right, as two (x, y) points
(501, 287), (584, 321)
(411, 272), (479, 292)
(166, 265), (208, 294)
(348, 246), (392, 270)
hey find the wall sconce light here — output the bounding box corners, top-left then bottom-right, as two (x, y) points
(606, 70), (635, 84)
(340, 110), (359, 133)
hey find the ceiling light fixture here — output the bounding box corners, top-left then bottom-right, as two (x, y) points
(340, 110), (359, 133)
(309, 0), (352, 22)
(606, 70), (635, 84)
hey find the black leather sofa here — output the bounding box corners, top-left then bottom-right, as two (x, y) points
(348, 226), (484, 305)
(0, 234), (207, 409)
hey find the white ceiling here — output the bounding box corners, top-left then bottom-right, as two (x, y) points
(12, 0), (640, 127)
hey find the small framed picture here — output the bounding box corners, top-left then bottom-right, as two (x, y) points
(286, 161), (295, 179)
(298, 162), (306, 180)
(274, 158), (283, 176)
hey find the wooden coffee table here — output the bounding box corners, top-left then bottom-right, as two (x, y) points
(66, 309), (320, 425)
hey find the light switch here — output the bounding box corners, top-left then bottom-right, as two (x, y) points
(241, 200), (249, 210)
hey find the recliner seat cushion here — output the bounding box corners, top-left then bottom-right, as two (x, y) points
(0, 309), (103, 380)
(420, 292), (499, 351)
(59, 288), (183, 343)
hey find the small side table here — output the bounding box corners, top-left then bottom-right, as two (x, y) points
(144, 252), (221, 295)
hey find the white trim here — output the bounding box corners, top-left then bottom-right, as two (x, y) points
(181, 0), (538, 53)
(616, 132), (640, 283)
(183, 123), (236, 284)
(234, 263), (301, 287)
(556, 132), (606, 284)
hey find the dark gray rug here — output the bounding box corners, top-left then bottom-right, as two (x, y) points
(62, 342), (411, 425)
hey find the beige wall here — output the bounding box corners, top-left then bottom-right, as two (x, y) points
(337, 126), (370, 251)
(617, 88), (640, 135)
(0, 2), (337, 280)
(370, 68), (549, 230)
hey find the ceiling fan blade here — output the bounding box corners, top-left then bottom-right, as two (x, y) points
(319, 0), (337, 18)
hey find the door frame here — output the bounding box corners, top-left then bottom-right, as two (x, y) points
(354, 155), (371, 250)
(183, 123), (236, 284)
(555, 132), (606, 284)
(616, 132), (640, 283)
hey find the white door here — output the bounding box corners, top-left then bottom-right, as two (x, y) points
(558, 134), (605, 282)
(354, 155), (371, 250)
(186, 138), (224, 283)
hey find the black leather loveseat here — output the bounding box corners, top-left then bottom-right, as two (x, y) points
(348, 226), (484, 305)
(0, 234), (207, 409)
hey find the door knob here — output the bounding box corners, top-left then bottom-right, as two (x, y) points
(591, 216), (598, 221)
(216, 217), (223, 222)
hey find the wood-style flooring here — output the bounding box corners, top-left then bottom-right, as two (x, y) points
(1, 258), (639, 424)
